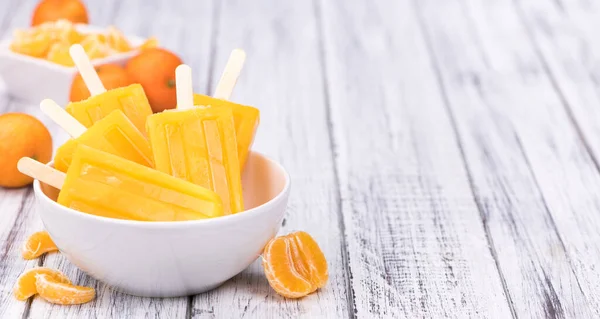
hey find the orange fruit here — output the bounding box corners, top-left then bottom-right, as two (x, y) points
(0, 113), (52, 188)
(125, 48), (182, 112)
(262, 231), (328, 298)
(35, 273), (95, 305)
(14, 267), (71, 301)
(22, 231), (59, 260)
(70, 64), (132, 102)
(31, 0), (89, 26)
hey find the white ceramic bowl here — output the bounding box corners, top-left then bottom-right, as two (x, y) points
(0, 24), (144, 105)
(33, 152), (290, 297)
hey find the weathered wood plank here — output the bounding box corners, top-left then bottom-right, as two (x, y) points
(0, 100), (46, 319)
(507, 0), (600, 314)
(190, 0), (350, 318)
(25, 0), (214, 317)
(317, 0), (513, 317)
(415, 0), (595, 317)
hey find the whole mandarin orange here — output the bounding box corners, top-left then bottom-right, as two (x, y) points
(31, 0), (89, 26)
(0, 113), (52, 188)
(125, 48), (182, 113)
(70, 64), (132, 102)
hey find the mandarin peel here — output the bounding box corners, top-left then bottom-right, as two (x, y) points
(22, 231), (59, 260)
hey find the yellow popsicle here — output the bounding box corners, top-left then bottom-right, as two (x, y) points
(146, 107), (244, 214)
(193, 94), (259, 171)
(66, 84), (152, 136)
(57, 145), (223, 221)
(54, 109), (153, 172)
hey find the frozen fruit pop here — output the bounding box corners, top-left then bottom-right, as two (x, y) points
(65, 44), (152, 136)
(17, 146), (223, 221)
(192, 49), (259, 170)
(41, 99), (153, 172)
(147, 64), (244, 214)
(192, 95), (259, 171)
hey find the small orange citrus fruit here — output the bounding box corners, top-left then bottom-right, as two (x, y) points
(22, 231), (59, 260)
(14, 267), (71, 301)
(125, 48), (182, 112)
(70, 64), (132, 102)
(31, 0), (89, 26)
(35, 273), (95, 305)
(0, 113), (52, 188)
(262, 231), (328, 298)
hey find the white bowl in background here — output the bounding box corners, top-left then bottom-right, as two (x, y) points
(33, 152), (290, 297)
(0, 24), (144, 106)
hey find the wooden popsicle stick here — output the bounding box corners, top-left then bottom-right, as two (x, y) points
(213, 49), (246, 100)
(69, 44), (106, 96)
(40, 99), (87, 138)
(175, 64), (194, 110)
(17, 157), (66, 190)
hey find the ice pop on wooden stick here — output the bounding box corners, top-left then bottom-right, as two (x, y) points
(17, 146), (223, 222)
(65, 44), (153, 135)
(147, 62), (244, 214)
(41, 99), (153, 172)
(193, 48), (260, 170)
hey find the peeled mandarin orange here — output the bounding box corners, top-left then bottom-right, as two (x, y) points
(80, 34), (109, 60)
(13, 267), (71, 301)
(22, 231), (59, 260)
(46, 41), (73, 66)
(10, 30), (52, 57)
(35, 273), (95, 305)
(138, 37), (159, 51)
(262, 231), (328, 298)
(106, 26), (131, 52)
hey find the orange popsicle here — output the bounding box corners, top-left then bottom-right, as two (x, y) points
(18, 146), (223, 221)
(147, 106), (243, 215)
(41, 99), (153, 172)
(147, 64), (244, 214)
(192, 94), (259, 171)
(65, 44), (152, 135)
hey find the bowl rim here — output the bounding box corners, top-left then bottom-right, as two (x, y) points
(0, 23), (145, 72)
(33, 151), (291, 229)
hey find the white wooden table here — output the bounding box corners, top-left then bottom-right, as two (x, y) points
(1, 0), (600, 317)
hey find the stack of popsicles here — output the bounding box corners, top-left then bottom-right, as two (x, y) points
(18, 45), (260, 222)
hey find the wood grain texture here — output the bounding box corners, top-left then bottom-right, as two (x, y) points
(509, 0), (600, 315)
(317, 0), (513, 317)
(190, 0), (351, 318)
(415, 0), (596, 317)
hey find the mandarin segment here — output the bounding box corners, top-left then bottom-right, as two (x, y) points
(106, 26), (131, 52)
(35, 273), (95, 305)
(10, 19), (139, 65)
(13, 267), (71, 301)
(22, 231), (59, 260)
(262, 231), (328, 298)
